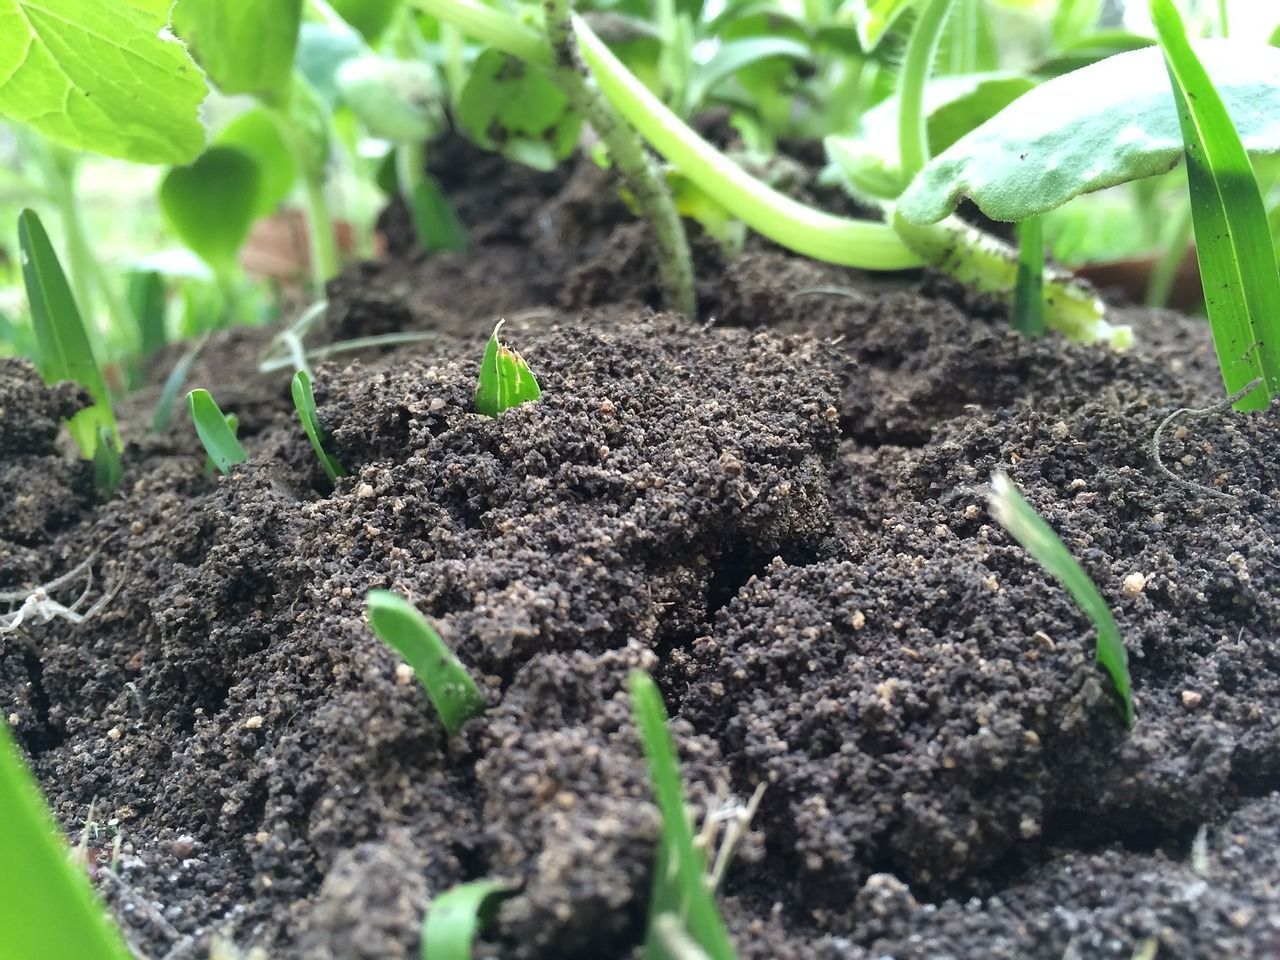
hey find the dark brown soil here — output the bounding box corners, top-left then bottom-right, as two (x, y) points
(3, 143), (1279, 960)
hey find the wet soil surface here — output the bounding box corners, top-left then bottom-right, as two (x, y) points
(3, 141), (1279, 960)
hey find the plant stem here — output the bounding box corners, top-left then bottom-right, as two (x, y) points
(301, 172), (340, 290)
(1144, 201), (1194, 308)
(898, 0), (953, 183)
(544, 0), (695, 317)
(408, 0), (921, 270)
(1012, 215), (1045, 337)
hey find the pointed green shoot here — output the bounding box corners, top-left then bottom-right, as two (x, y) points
(366, 591), (487, 736)
(1150, 0), (1280, 411)
(474, 321), (541, 418)
(0, 719), (133, 960)
(18, 209), (119, 459)
(291, 370), (347, 484)
(631, 671), (737, 960)
(420, 878), (517, 960)
(187, 389), (247, 475)
(93, 426), (123, 495)
(989, 473), (1133, 727)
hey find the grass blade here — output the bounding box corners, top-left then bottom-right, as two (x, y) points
(1011, 215), (1045, 337)
(989, 473), (1133, 727)
(630, 671), (736, 960)
(151, 332), (210, 432)
(420, 878), (516, 960)
(127, 269), (167, 358)
(187, 388), (247, 475)
(18, 208), (119, 458)
(291, 370), (347, 484)
(474, 321), (541, 418)
(1150, 0), (1280, 410)
(0, 719), (133, 960)
(366, 591), (487, 735)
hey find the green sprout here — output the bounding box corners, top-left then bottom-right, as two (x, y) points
(1149, 0), (1280, 411)
(365, 590), (487, 736)
(988, 472), (1134, 727)
(187, 388), (248, 475)
(291, 370), (347, 485)
(474, 321), (541, 419)
(419, 878), (517, 960)
(630, 671), (737, 960)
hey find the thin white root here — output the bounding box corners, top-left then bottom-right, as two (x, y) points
(0, 559), (118, 634)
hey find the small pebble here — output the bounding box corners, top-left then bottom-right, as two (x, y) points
(1181, 690), (1203, 709)
(244, 715), (263, 729)
(171, 835), (196, 859)
(1123, 572), (1147, 598)
(356, 483), (375, 498)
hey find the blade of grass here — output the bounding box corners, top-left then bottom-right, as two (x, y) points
(127, 269), (167, 358)
(1150, 0), (1280, 411)
(0, 718), (133, 960)
(1012, 215), (1045, 337)
(988, 473), (1133, 727)
(419, 878), (517, 960)
(187, 388), (247, 475)
(93, 426), (123, 495)
(291, 370), (347, 484)
(366, 590), (487, 735)
(18, 208), (119, 458)
(152, 332), (211, 432)
(630, 671), (736, 960)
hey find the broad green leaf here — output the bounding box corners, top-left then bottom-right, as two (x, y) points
(0, 718), (133, 960)
(332, 0), (402, 43)
(420, 879), (517, 960)
(127, 269), (167, 358)
(1151, 0), (1280, 410)
(337, 56), (445, 144)
(18, 209), (118, 458)
(474, 321), (541, 418)
(0, 0), (207, 164)
(172, 0), (302, 103)
(295, 22), (365, 107)
(365, 591), (487, 736)
(291, 370), (347, 485)
(217, 109), (298, 217)
(457, 50), (581, 172)
(631, 672), (736, 960)
(847, 0), (916, 51)
(988, 473), (1133, 727)
(686, 37), (812, 111)
(160, 147), (262, 276)
(187, 388), (247, 474)
(898, 41), (1280, 224)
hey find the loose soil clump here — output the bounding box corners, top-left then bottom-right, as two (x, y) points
(2, 147), (1278, 960)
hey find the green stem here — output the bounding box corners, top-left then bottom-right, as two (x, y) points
(898, 0), (953, 183)
(544, 0), (695, 317)
(441, 23), (467, 111)
(1012, 216), (1045, 337)
(301, 172), (340, 290)
(1145, 201), (1194, 308)
(407, 0), (921, 270)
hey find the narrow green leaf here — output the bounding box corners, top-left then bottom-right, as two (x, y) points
(474, 321), (541, 418)
(0, 718), (133, 960)
(0, 0), (208, 164)
(93, 426), (123, 495)
(172, 0), (303, 103)
(631, 672), (737, 960)
(988, 473), (1133, 727)
(187, 388), (247, 475)
(151, 332), (209, 432)
(420, 878), (517, 960)
(217, 109), (298, 218)
(18, 209), (118, 458)
(160, 147), (262, 276)
(408, 175), (469, 253)
(1011, 216), (1045, 338)
(366, 591), (487, 736)
(127, 269), (167, 358)
(686, 38), (812, 110)
(847, 0), (916, 51)
(1150, 0), (1280, 410)
(292, 370), (347, 485)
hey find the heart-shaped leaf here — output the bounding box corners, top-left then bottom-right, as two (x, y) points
(160, 146), (261, 274)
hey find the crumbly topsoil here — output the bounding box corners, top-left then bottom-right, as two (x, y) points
(2, 143), (1278, 960)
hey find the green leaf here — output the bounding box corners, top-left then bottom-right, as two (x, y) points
(151, 332), (209, 432)
(1011, 216), (1045, 338)
(172, 0), (302, 103)
(420, 878), (517, 960)
(1051, 0), (1102, 48)
(18, 209), (118, 458)
(291, 370), (347, 485)
(687, 37), (812, 111)
(295, 22), (365, 107)
(988, 473), (1133, 727)
(279, 74), (333, 181)
(127, 269), (167, 358)
(631, 672), (736, 960)
(217, 109), (298, 218)
(160, 146), (262, 276)
(474, 321), (541, 418)
(0, 718), (133, 960)
(457, 50), (582, 172)
(93, 425), (123, 495)
(1150, 0), (1280, 410)
(407, 174), (469, 253)
(847, 0), (916, 51)
(337, 56), (445, 144)
(187, 388), (247, 475)
(365, 591), (487, 736)
(331, 0), (402, 44)
(0, 0), (207, 164)
(898, 42), (1280, 224)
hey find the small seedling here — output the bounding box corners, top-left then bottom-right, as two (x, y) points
(187, 388), (248, 475)
(474, 321), (541, 419)
(365, 590), (486, 735)
(630, 671), (737, 960)
(988, 472), (1133, 727)
(291, 370), (347, 484)
(419, 878), (517, 960)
